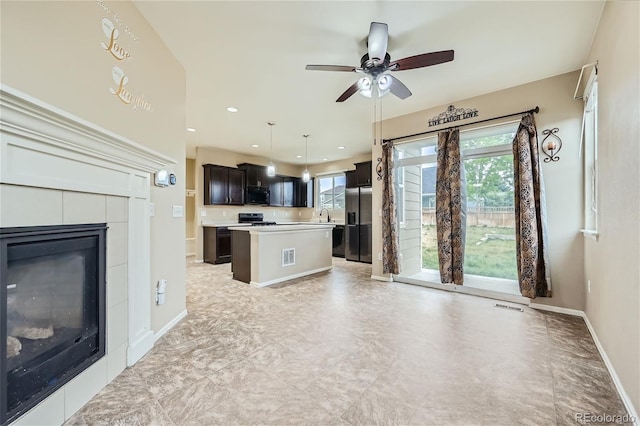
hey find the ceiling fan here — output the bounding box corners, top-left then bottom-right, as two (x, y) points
(306, 22), (454, 102)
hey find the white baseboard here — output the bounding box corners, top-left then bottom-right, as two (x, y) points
(154, 309), (188, 342)
(127, 331), (155, 366)
(371, 274), (393, 282)
(251, 266), (332, 287)
(528, 302), (583, 317)
(529, 303), (638, 424)
(193, 259), (204, 263)
(582, 315), (639, 425)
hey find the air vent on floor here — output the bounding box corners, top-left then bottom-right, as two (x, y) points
(494, 303), (524, 312)
(282, 248), (295, 267)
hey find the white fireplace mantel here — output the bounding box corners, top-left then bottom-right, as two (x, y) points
(0, 85), (176, 366)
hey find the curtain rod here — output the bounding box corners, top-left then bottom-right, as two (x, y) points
(382, 106), (539, 144)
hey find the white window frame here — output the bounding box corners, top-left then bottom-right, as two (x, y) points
(395, 124), (519, 285)
(580, 69), (598, 239)
(316, 172), (346, 212)
(396, 156), (406, 228)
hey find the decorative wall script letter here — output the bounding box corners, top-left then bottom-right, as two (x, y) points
(110, 66), (131, 104)
(428, 105), (479, 127)
(101, 18), (131, 61)
(109, 67), (153, 112)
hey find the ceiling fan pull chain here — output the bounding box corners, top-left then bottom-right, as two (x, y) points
(373, 101), (377, 145)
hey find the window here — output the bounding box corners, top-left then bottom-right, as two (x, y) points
(395, 156), (405, 226)
(394, 123), (519, 284)
(582, 69), (598, 234)
(317, 173), (345, 210)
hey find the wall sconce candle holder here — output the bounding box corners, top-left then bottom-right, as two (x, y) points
(541, 128), (562, 162)
(376, 157), (384, 180)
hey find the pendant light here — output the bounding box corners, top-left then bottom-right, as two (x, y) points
(302, 134), (310, 182)
(266, 122), (276, 177)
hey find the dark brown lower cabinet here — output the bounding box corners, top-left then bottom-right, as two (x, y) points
(231, 230), (251, 283)
(203, 226), (232, 264)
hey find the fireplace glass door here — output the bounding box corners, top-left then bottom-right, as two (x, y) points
(1, 224), (106, 425)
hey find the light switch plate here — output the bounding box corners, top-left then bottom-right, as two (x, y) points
(172, 205), (184, 218)
(149, 202), (155, 217)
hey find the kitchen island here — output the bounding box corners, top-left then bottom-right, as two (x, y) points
(231, 223), (334, 287)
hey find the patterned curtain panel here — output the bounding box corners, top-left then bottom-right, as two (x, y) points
(512, 113), (552, 298)
(436, 129), (466, 284)
(381, 143), (400, 274)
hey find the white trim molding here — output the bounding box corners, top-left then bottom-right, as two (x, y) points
(251, 266), (332, 287)
(0, 85), (176, 368)
(371, 274), (394, 282)
(529, 303), (638, 424)
(154, 310), (188, 342)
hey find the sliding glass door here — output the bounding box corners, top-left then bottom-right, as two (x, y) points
(394, 123), (520, 295)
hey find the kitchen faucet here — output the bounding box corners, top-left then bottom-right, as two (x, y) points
(319, 208), (331, 223)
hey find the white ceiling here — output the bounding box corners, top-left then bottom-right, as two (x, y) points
(133, 1), (604, 166)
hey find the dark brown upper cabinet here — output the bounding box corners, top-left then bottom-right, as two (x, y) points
(355, 161), (372, 186)
(237, 163), (269, 188)
(203, 164), (244, 205)
(345, 170), (358, 188)
(295, 177), (314, 208)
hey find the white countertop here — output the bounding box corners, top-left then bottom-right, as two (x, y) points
(202, 221), (344, 227)
(231, 223), (336, 232)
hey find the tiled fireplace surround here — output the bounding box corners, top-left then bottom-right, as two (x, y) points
(0, 87), (175, 425)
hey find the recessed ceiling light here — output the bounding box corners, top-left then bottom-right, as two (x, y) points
(226, 107), (238, 113)
(186, 127), (196, 132)
(323, 158), (328, 161)
(251, 144), (259, 148)
(338, 146), (345, 150)
(296, 155), (302, 158)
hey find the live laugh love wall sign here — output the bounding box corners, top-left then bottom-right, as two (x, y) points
(97, 0), (153, 112)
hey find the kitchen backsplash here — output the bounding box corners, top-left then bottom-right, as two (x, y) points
(200, 205), (315, 223)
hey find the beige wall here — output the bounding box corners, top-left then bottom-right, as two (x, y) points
(372, 72), (586, 311)
(583, 0), (640, 414)
(0, 1), (187, 332)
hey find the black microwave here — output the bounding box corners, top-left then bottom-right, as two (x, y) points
(245, 186), (270, 205)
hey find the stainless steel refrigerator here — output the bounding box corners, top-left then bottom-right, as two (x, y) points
(345, 186), (372, 263)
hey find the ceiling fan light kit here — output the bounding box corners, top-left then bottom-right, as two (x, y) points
(306, 22), (454, 102)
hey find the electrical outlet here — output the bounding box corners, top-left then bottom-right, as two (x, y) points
(587, 279), (591, 293)
(298, 212), (301, 217)
(222, 210), (226, 217)
(149, 203), (155, 217)
(378, 252), (382, 261)
(200, 209), (207, 217)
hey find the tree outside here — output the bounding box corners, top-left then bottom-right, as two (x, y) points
(420, 131), (517, 280)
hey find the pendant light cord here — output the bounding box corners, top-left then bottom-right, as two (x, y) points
(268, 122), (274, 162)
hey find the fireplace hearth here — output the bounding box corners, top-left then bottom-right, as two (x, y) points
(1, 224), (107, 425)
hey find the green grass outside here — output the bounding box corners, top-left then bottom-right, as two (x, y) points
(422, 224), (518, 280)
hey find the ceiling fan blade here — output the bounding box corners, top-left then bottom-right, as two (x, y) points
(367, 22), (388, 63)
(390, 50), (454, 71)
(305, 65), (357, 72)
(388, 75), (412, 99)
(336, 81), (360, 102)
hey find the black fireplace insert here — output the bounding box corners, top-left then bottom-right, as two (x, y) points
(0, 223), (107, 425)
